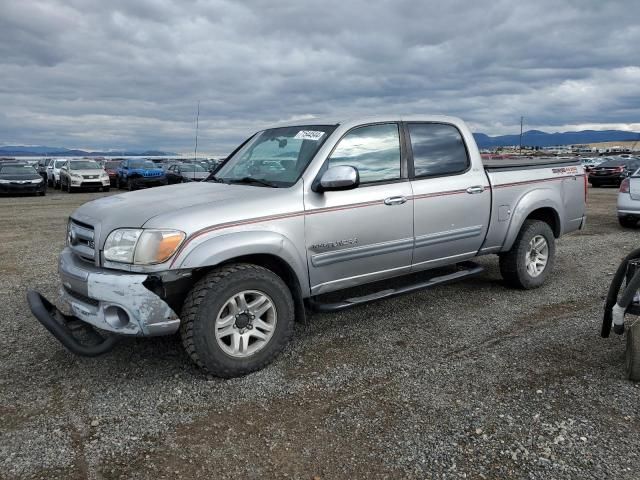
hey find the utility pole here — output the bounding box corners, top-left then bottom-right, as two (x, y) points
(519, 116), (524, 156)
(194, 101), (200, 163)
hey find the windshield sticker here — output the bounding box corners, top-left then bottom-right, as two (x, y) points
(294, 130), (325, 141)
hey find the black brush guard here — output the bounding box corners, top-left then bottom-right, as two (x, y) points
(27, 290), (119, 356)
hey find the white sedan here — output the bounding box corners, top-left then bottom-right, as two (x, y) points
(618, 167), (640, 228)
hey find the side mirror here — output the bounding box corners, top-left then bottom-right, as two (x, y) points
(316, 165), (360, 192)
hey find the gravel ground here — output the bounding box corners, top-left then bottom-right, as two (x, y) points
(0, 186), (639, 480)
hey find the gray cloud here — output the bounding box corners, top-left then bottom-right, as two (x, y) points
(1, 0), (639, 154)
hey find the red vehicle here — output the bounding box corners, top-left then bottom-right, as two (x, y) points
(103, 160), (122, 186)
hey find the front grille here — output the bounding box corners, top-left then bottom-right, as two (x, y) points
(64, 286), (99, 307)
(68, 218), (96, 261)
(83, 175), (99, 179)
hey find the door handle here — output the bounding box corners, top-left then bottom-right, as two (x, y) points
(384, 196), (407, 206)
(466, 185), (485, 194)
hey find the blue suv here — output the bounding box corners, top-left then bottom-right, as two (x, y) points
(116, 159), (167, 191)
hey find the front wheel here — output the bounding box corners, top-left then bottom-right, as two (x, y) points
(499, 220), (556, 289)
(103, 186), (110, 192)
(180, 263), (295, 378)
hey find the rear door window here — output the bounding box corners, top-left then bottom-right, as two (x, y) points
(407, 123), (469, 178)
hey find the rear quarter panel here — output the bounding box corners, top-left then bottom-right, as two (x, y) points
(483, 164), (585, 252)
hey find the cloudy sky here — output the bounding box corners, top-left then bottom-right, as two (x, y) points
(1, 0), (639, 154)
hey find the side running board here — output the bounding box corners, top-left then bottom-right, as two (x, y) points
(308, 261), (484, 313)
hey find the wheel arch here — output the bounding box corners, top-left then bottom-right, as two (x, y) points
(177, 231), (310, 321)
(502, 189), (563, 251)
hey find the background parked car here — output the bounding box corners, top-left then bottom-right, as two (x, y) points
(60, 159), (111, 193)
(165, 162), (210, 183)
(116, 159), (167, 190)
(36, 158), (53, 181)
(0, 162), (46, 196)
(618, 167), (640, 228)
(589, 157), (640, 187)
(581, 157), (603, 172)
(103, 160), (122, 186)
(46, 158), (68, 189)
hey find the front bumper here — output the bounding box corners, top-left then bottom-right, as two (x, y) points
(56, 247), (180, 336)
(131, 176), (168, 188)
(0, 181), (46, 194)
(70, 178), (110, 188)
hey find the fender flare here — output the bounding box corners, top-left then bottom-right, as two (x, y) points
(175, 230), (310, 296)
(502, 187), (564, 252)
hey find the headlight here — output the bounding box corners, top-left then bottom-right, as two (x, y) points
(31, 178), (43, 184)
(70, 173), (82, 179)
(103, 228), (185, 264)
(0, 179), (10, 184)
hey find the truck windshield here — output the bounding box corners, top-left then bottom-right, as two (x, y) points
(215, 125), (337, 187)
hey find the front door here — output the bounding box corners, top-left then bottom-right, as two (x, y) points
(406, 122), (491, 268)
(304, 123), (414, 295)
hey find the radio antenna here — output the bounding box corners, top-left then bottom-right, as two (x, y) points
(194, 101), (200, 162)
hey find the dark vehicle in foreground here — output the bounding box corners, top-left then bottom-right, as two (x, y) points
(60, 159), (111, 193)
(0, 163), (46, 196)
(589, 158), (640, 187)
(116, 159), (167, 190)
(166, 163), (209, 183)
(103, 160), (122, 186)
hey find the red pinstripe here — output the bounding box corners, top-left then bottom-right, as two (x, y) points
(169, 173), (583, 266)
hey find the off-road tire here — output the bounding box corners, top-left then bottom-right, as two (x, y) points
(626, 320), (640, 381)
(619, 216), (638, 228)
(499, 220), (556, 289)
(180, 263), (295, 378)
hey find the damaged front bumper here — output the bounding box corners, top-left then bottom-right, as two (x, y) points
(27, 248), (183, 355)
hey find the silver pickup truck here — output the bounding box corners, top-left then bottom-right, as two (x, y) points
(28, 116), (587, 377)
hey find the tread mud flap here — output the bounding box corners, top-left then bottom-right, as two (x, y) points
(27, 290), (119, 357)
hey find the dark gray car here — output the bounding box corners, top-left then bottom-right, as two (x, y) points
(165, 163), (209, 183)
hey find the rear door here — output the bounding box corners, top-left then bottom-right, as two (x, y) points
(406, 122), (491, 269)
(304, 123), (414, 294)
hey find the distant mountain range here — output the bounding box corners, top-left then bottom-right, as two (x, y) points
(2, 129), (639, 156)
(0, 145), (176, 157)
(473, 130), (640, 149)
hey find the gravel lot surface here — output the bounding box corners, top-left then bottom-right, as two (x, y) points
(1, 186), (639, 479)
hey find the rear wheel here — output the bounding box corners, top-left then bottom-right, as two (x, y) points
(180, 263), (295, 378)
(619, 216), (638, 228)
(499, 220), (556, 289)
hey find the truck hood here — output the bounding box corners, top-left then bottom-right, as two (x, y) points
(71, 182), (303, 247)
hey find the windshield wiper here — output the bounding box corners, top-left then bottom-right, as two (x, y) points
(227, 177), (279, 188)
(206, 175), (226, 183)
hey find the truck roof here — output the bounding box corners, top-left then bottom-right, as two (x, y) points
(266, 115), (465, 130)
